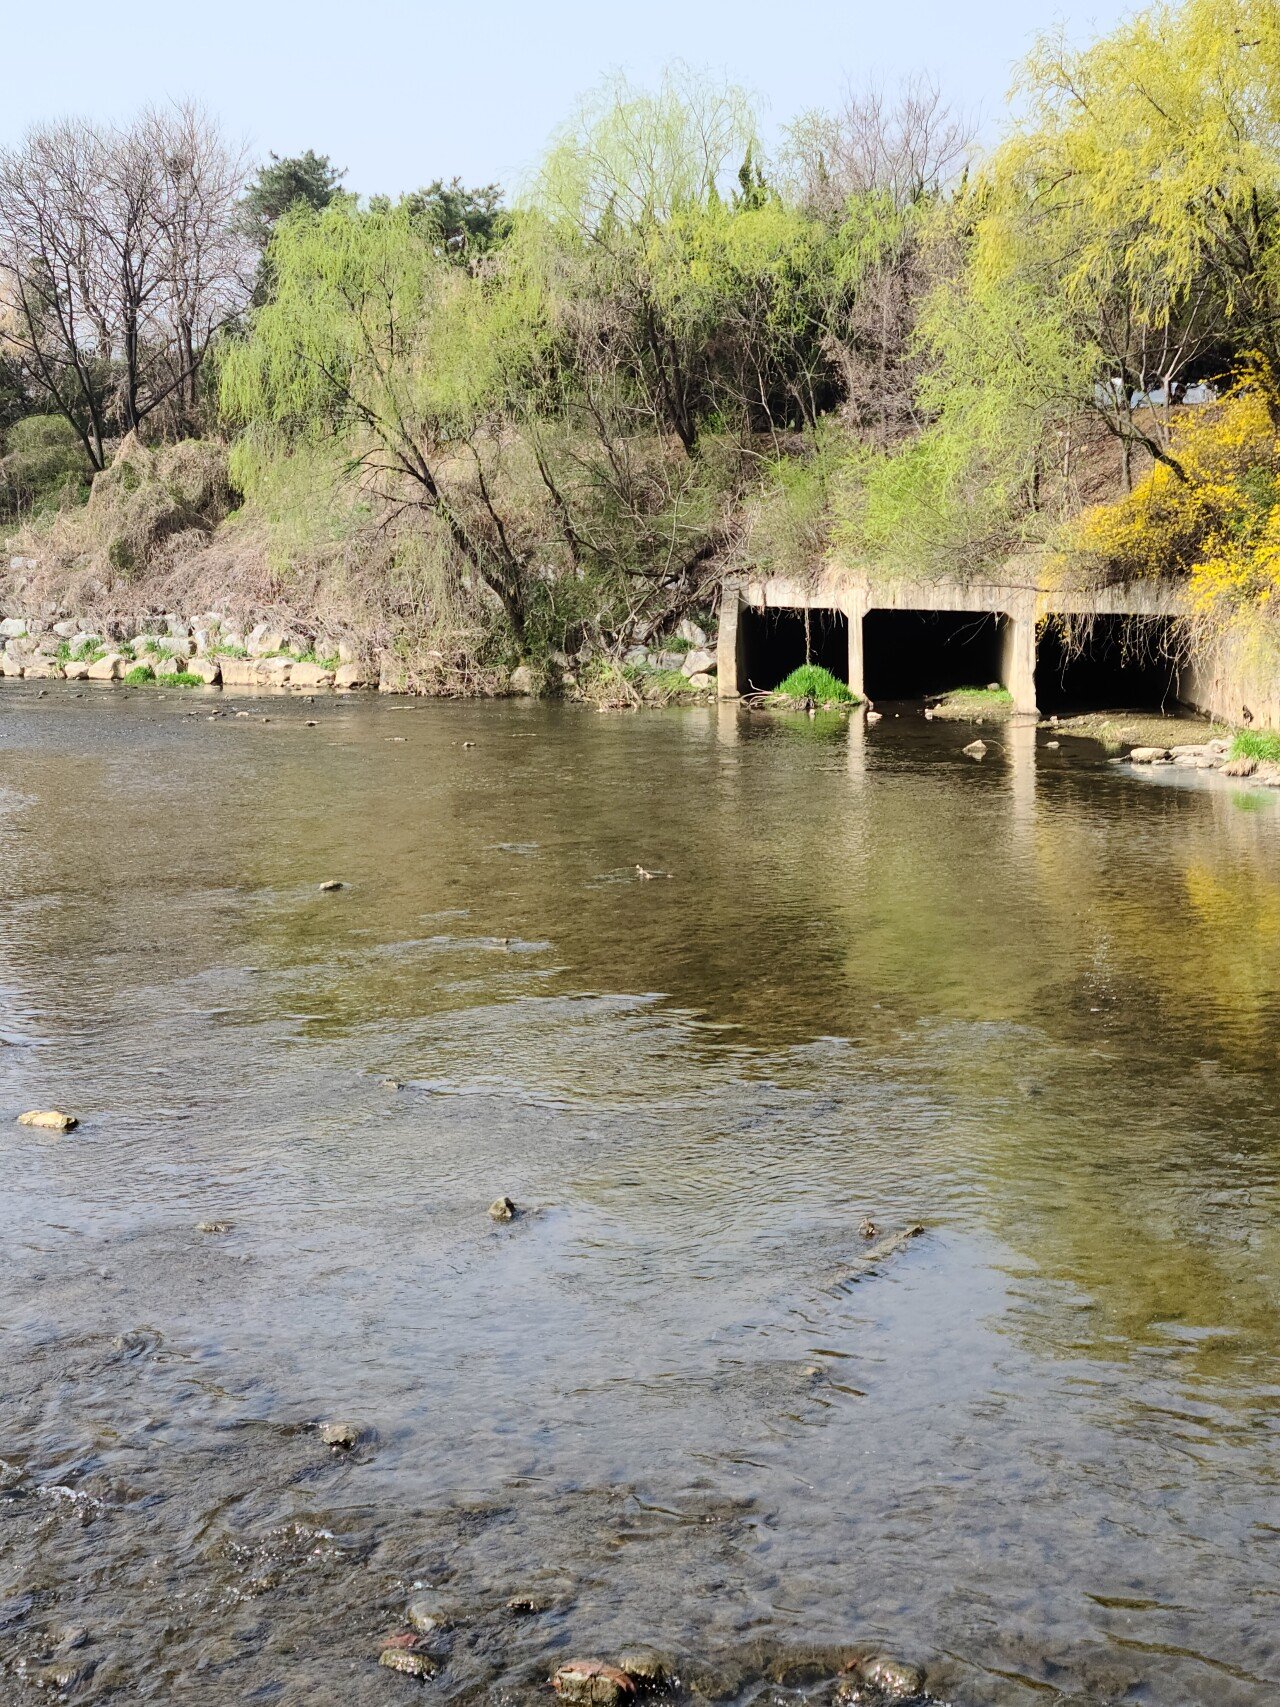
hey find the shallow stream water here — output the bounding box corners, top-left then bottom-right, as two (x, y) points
(1, 687), (1278, 1705)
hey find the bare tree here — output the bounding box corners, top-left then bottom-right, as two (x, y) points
(0, 103), (249, 469)
(785, 74), (973, 218)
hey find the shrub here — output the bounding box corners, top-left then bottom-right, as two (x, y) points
(125, 664), (155, 684)
(0, 415), (91, 516)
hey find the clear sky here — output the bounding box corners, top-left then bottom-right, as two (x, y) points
(4, 0), (1139, 196)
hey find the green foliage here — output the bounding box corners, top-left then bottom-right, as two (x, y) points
(1231, 730), (1280, 762)
(156, 670), (203, 687)
(0, 415), (92, 516)
(771, 664), (857, 704)
(240, 150), (346, 247)
(125, 664), (154, 684)
(383, 179), (509, 258)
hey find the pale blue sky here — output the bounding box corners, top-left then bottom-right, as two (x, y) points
(4, 0), (1139, 195)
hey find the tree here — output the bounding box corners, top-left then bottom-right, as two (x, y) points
(396, 179), (508, 258)
(238, 150), (345, 248)
(0, 103), (249, 467)
(219, 202), (544, 640)
(976, 0), (1280, 474)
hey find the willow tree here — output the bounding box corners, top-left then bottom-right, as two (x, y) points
(219, 200), (551, 640)
(976, 0), (1280, 473)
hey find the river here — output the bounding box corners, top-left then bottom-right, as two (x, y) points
(1, 686), (1278, 1705)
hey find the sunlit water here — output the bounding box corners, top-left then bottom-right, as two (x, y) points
(1, 686), (1278, 1705)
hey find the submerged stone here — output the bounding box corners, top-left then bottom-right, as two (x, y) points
(379, 1642), (439, 1680)
(320, 1420), (361, 1449)
(553, 1659), (638, 1705)
(488, 1195), (517, 1222)
(616, 1650), (669, 1688)
(840, 1653), (927, 1701)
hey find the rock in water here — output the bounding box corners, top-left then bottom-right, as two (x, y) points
(553, 1660), (638, 1705)
(320, 1420), (361, 1449)
(1129, 746), (1170, 763)
(616, 1651), (669, 1687)
(197, 1219), (232, 1234)
(488, 1195), (517, 1222)
(379, 1642), (439, 1679)
(18, 1109), (77, 1131)
(406, 1593), (454, 1634)
(962, 739), (987, 759)
(840, 1654), (927, 1701)
(1222, 755), (1257, 777)
(318, 879), (345, 892)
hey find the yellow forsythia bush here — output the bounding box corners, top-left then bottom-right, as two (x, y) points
(1070, 381), (1280, 616)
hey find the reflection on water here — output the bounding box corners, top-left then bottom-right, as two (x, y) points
(1, 686), (1278, 1705)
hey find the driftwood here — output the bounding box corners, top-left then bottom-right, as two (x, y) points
(837, 1223), (926, 1288)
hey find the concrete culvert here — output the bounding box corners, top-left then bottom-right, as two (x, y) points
(1036, 614), (1183, 713)
(739, 606), (849, 694)
(862, 609), (1008, 702)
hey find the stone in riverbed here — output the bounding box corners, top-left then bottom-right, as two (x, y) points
(185, 657), (221, 685)
(1222, 755), (1257, 777)
(488, 1195), (517, 1222)
(1128, 746), (1169, 763)
(616, 1651), (669, 1688)
(320, 1419), (361, 1449)
(18, 1109), (78, 1131)
(63, 660), (90, 682)
(197, 1219), (232, 1234)
(87, 653), (125, 681)
(406, 1593), (455, 1634)
(839, 1653), (927, 1701)
(509, 663), (537, 696)
(962, 739), (987, 759)
(552, 1661), (638, 1705)
(334, 662), (368, 690)
(319, 879), (344, 892)
(379, 1640), (440, 1679)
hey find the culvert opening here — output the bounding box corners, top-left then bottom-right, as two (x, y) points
(862, 610), (1006, 701)
(739, 606), (849, 693)
(1035, 615), (1182, 712)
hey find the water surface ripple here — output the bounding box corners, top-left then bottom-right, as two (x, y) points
(1, 688), (1278, 1704)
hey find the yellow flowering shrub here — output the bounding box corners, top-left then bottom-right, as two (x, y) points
(1069, 382), (1280, 616)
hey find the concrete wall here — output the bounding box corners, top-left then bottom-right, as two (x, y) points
(718, 569), (1280, 729)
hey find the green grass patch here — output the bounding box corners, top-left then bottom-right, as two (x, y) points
(156, 670), (203, 688)
(124, 664), (154, 685)
(1231, 729), (1280, 762)
(770, 664), (857, 706)
(942, 684), (1012, 704)
(215, 641), (248, 658)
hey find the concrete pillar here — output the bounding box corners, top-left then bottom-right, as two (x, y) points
(1000, 611), (1039, 716)
(717, 582), (744, 698)
(841, 588), (868, 700)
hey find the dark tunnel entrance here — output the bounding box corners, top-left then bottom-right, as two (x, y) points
(739, 606), (849, 693)
(1035, 616), (1182, 713)
(862, 609), (1006, 702)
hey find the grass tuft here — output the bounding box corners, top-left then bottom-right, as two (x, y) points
(156, 671), (203, 688)
(124, 664), (154, 685)
(1231, 729), (1280, 762)
(770, 664), (857, 706)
